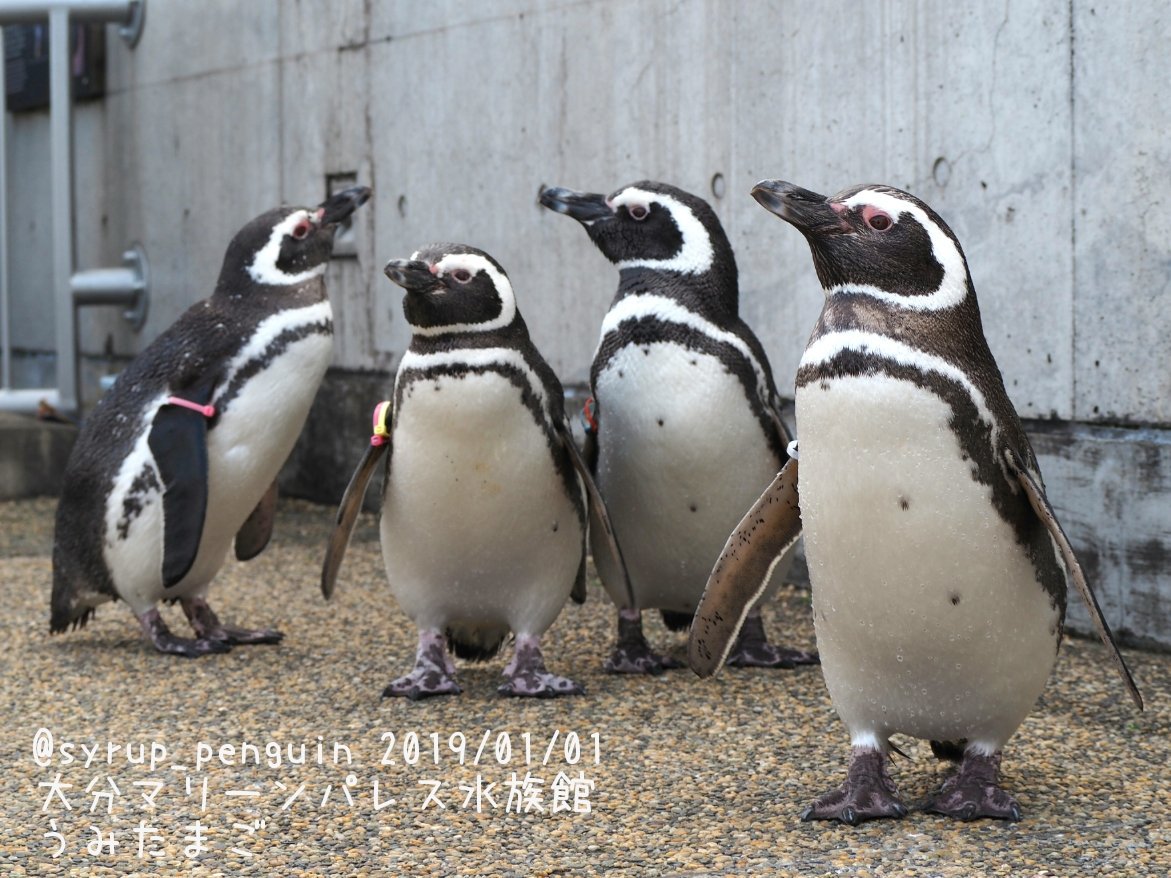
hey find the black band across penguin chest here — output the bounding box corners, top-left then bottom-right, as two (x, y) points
(796, 343), (1066, 620)
(392, 343), (585, 527)
(592, 314), (784, 459)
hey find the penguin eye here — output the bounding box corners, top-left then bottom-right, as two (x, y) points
(291, 219), (312, 240)
(450, 268), (473, 284)
(864, 209), (892, 231)
(628, 204), (649, 221)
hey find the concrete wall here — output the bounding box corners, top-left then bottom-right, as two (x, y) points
(4, 1), (1169, 646)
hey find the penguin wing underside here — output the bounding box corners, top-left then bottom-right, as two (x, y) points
(557, 421), (634, 608)
(149, 384), (216, 589)
(235, 481), (278, 561)
(1007, 449), (1144, 710)
(321, 440), (389, 600)
(688, 459), (802, 678)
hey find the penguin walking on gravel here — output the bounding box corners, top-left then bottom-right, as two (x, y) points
(688, 180), (1143, 823)
(539, 181), (817, 674)
(322, 244), (630, 699)
(51, 186), (371, 656)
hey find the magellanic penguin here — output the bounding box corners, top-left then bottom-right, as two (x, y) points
(321, 243), (630, 699)
(51, 186), (371, 656)
(688, 180), (1144, 823)
(539, 181), (817, 674)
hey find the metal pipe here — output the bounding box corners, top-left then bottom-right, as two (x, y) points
(0, 388), (61, 414)
(0, 26), (9, 391)
(48, 5), (74, 411)
(0, 0), (147, 414)
(0, 1), (145, 46)
(71, 243), (148, 316)
(0, 1), (137, 22)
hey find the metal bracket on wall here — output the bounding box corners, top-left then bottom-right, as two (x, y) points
(71, 242), (149, 330)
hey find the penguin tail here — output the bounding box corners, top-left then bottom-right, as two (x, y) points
(659, 610), (694, 632)
(929, 739), (967, 762)
(49, 581), (96, 633)
(50, 553), (106, 633)
(446, 626), (509, 663)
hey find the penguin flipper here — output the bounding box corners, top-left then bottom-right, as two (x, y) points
(557, 420), (634, 608)
(149, 390), (215, 589)
(322, 404), (393, 599)
(1006, 449), (1144, 710)
(235, 481), (279, 561)
(571, 554), (588, 604)
(688, 459), (802, 678)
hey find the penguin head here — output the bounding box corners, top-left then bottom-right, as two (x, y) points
(384, 244), (522, 337)
(216, 186), (371, 294)
(539, 181), (736, 282)
(752, 180), (972, 310)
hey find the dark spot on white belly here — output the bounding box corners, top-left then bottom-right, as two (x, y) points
(117, 462), (161, 540)
(618, 370), (624, 378)
(642, 348), (649, 356)
(689, 503), (698, 513)
(657, 418), (664, 427)
(552, 521), (559, 533)
(899, 495), (910, 511)
(950, 593), (962, 606)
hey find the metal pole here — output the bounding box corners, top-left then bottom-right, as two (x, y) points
(0, 25), (9, 392)
(48, 6), (74, 411)
(0, 1), (136, 21)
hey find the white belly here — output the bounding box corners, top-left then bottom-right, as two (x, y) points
(797, 373), (1060, 751)
(381, 371), (582, 636)
(592, 342), (790, 611)
(104, 328), (332, 612)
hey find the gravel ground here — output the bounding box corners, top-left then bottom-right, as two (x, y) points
(1, 496), (1167, 877)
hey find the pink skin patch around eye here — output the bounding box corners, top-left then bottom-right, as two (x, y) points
(314, 208), (325, 222)
(428, 264), (440, 275)
(861, 204), (892, 226)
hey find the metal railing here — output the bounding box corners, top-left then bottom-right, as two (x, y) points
(0, 0), (147, 414)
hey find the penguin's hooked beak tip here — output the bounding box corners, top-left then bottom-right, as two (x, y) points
(538, 185), (612, 224)
(317, 185), (372, 226)
(384, 258), (437, 292)
(750, 180), (839, 232)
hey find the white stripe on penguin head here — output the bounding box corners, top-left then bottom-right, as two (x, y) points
(609, 188), (714, 275)
(247, 210), (328, 287)
(408, 253), (519, 337)
(833, 189), (969, 311)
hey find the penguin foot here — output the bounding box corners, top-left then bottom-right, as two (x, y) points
(180, 597), (283, 645)
(725, 612), (819, 668)
(208, 624), (284, 645)
(383, 629), (462, 700)
(604, 610), (683, 675)
(802, 748), (908, 825)
(137, 609), (232, 658)
(923, 751), (1022, 822)
(499, 635), (583, 698)
(383, 669), (462, 700)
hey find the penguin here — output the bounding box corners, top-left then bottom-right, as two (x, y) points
(50, 186), (371, 656)
(321, 243), (630, 699)
(688, 180), (1143, 823)
(538, 181), (817, 674)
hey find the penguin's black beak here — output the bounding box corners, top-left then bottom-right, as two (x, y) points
(752, 180), (850, 235)
(317, 185), (372, 227)
(384, 259), (440, 293)
(538, 185), (613, 224)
